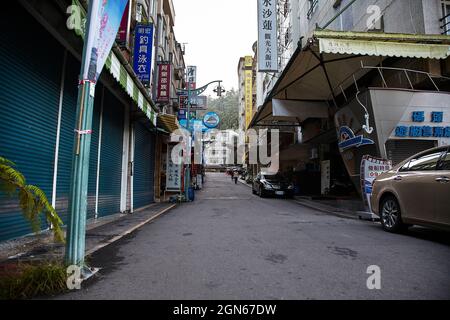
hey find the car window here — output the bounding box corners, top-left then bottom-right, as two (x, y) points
(399, 161), (410, 172)
(438, 151), (450, 170)
(407, 151), (443, 171)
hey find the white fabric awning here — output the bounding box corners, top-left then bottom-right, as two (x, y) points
(250, 30), (450, 128)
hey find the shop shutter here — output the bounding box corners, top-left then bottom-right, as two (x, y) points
(385, 139), (437, 165)
(54, 54), (101, 224)
(97, 90), (124, 217)
(0, 6), (63, 241)
(133, 122), (156, 209)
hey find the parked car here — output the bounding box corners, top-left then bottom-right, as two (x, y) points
(252, 172), (294, 198)
(371, 145), (450, 233)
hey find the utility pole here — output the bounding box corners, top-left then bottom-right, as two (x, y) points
(65, 0), (97, 268)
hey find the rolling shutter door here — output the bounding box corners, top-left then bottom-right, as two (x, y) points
(0, 5), (63, 241)
(385, 139), (437, 165)
(133, 122), (156, 209)
(97, 90), (124, 217)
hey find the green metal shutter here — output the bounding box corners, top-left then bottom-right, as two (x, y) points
(97, 90), (124, 217)
(133, 122), (156, 209)
(0, 5), (63, 241)
(54, 54), (100, 224)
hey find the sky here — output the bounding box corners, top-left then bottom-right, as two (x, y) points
(172, 0), (257, 96)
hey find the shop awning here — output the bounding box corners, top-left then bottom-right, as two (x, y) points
(253, 99), (329, 127)
(317, 30), (450, 59)
(157, 114), (181, 134)
(250, 30), (450, 128)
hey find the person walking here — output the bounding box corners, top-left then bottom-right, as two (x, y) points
(230, 170), (234, 181)
(234, 175), (238, 184)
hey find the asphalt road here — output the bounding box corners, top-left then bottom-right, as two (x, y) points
(58, 173), (450, 300)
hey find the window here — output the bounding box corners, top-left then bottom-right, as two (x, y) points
(438, 151), (450, 170)
(307, 0), (318, 20)
(399, 161), (411, 172)
(407, 150), (444, 171)
(441, 1), (450, 35)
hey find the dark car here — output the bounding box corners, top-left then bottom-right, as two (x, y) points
(252, 172), (294, 198)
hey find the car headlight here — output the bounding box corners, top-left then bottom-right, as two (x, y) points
(287, 184), (294, 190)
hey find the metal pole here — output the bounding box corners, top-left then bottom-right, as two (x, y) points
(66, 80), (95, 266)
(185, 81), (191, 200)
(65, 0), (97, 267)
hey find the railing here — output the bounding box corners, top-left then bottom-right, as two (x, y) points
(440, 12), (450, 35)
(330, 61), (450, 104)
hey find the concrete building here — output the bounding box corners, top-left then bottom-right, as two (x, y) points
(251, 0), (450, 201)
(0, 0), (186, 242)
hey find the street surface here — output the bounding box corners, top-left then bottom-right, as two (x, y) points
(59, 173), (450, 299)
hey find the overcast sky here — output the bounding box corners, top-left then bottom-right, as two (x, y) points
(172, 0), (257, 96)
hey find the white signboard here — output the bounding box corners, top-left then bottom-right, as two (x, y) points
(257, 0), (278, 72)
(187, 66), (197, 89)
(166, 144), (182, 191)
(360, 155), (392, 213)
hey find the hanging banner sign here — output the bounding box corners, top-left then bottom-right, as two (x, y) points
(360, 155), (392, 213)
(166, 144), (182, 191)
(257, 0), (278, 72)
(187, 66), (197, 90)
(244, 56), (253, 129)
(157, 62), (171, 102)
(82, 0), (129, 82)
(116, 2), (130, 46)
(133, 23), (153, 86)
(179, 95), (207, 110)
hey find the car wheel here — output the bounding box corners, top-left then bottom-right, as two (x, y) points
(259, 186), (265, 198)
(380, 196), (407, 233)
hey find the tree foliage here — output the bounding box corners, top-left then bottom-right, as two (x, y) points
(0, 156), (64, 243)
(199, 89), (239, 130)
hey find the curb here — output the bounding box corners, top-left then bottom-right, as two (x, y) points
(238, 179), (252, 188)
(293, 200), (358, 220)
(85, 204), (177, 256)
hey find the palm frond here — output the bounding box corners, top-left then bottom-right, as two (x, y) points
(0, 156), (65, 243)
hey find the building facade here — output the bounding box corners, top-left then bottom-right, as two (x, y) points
(0, 0), (186, 242)
(251, 0), (450, 199)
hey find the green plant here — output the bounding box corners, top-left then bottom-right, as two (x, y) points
(0, 261), (68, 299)
(0, 156), (64, 243)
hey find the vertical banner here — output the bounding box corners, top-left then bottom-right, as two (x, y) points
(360, 156), (392, 213)
(133, 23), (154, 86)
(187, 66), (197, 90)
(116, 2), (130, 46)
(82, 0), (129, 81)
(244, 56), (253, 129)
(157, 62), (171, 102)
(166, 144), (182, 191)
(257, 0), (278, 72)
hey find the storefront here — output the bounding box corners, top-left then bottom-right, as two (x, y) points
(250, 30), (450, 199)
(0, 1), (159, 242)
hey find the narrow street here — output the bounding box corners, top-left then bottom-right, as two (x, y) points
(59, 173), (450, 300)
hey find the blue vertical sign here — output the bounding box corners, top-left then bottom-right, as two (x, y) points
(133, 23), (153, 86)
